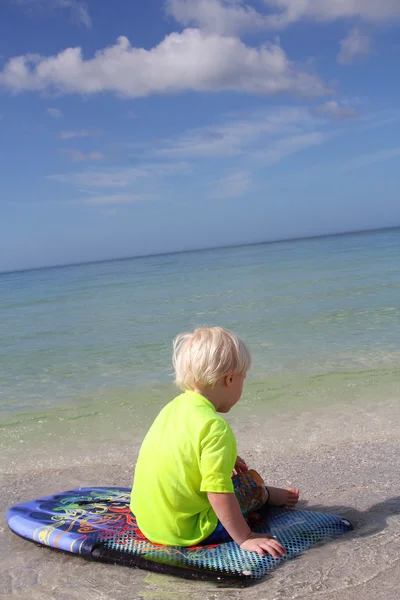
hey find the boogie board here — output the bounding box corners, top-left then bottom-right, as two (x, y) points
(7, 487), (352, 582)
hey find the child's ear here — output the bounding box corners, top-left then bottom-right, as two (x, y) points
(224, 373), (234, 387)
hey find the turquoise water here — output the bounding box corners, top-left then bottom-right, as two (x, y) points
(1, 228), (400, 434)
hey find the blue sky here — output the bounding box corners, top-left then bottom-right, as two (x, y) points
(0, 0), (399, 271)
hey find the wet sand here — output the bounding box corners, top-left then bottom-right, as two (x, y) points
(1, 397), (399, 600)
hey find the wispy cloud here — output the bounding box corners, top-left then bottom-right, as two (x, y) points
(14, 0), (92, 29)
(210, 170), (252, 199)
(48, 167), (149, 188)
(67, 150), (105, 162)
(311, 101), (359, 120)
(154, 107), (319, 159)
(265, 0), (400, 28)
(78, 193), (154, 205)
(47, 107), (62, 118)
(47, 104), (397, 211)
(0, 31), (328, 99)
(167, 0), (400, 33)
(357, 111), (400, 132)
(341, 147), (400, 171)
(337, 28), (371, 66)
(254, 132), (327, 164)
(58, 129), (100, 140)
(47, 160), (188, 209)
(166, 0), (269, 36)
(47, 162), (189, 188)
(147, 106), (342, 171)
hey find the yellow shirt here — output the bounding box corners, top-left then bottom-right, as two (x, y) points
(130, 390), (237, 546)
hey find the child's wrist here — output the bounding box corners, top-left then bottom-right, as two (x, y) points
(237, 529), (252, 546)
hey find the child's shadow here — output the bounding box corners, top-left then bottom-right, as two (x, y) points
(297, 495), (400, 539)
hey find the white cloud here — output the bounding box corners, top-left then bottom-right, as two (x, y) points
(0, 31), (328, 98)
(210, 170), (252, 198)
(47, 107), (62, 118)
(311, 101), (359, 120)
(167, 0), (400, 32)
(14, 0), (92, 28)
(337, 28), (371, 65)
(67, 150), (105, 162)
(58, 129), (100, 140)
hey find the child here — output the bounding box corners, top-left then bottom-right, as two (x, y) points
(131, 327), (299, 558)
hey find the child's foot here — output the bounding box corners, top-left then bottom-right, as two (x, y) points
(266, 487), (300, 508)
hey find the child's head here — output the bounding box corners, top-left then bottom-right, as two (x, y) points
(173, 327), (251, 411)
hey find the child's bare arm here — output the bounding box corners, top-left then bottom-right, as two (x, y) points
(207, 492), (250, 543)
(207, 492), (286, 558)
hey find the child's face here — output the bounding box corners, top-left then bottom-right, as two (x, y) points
(219, 373), (246, 413)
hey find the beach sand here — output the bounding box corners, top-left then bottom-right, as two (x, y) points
(1, 396), (399, 600)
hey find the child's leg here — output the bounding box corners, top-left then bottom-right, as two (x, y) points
(266, 487), (300, 508)
(233, 470), (300, 512)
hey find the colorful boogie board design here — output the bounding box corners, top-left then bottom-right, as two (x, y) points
(7, 487), (352, 582)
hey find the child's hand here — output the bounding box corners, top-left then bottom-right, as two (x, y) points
(239, 533), (286, 559)
(233, 455), (248, 474)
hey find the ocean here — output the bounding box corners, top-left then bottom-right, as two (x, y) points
(1, 227), (400, 600)
(1, 228), (400, 448)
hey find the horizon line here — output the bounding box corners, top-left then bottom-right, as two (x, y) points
(1, 224), (399, 277)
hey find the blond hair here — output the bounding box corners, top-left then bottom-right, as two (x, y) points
(172, 326), (251, 391)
